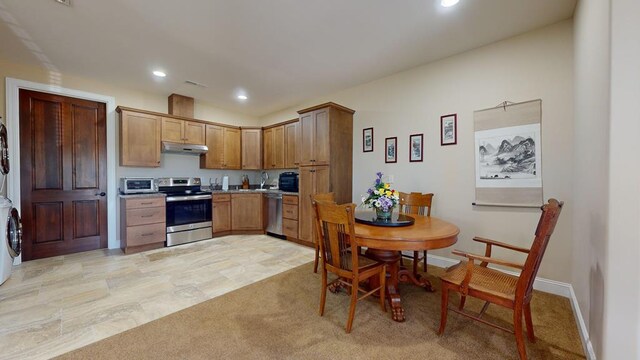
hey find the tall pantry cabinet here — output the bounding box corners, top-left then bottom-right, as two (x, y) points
(297, 102), (354, 245)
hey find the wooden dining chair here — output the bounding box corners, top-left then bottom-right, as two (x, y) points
(311, 192), (336, 273)
(398, 192), (434, 275)
(312, 200), (387, 333)
(438, 199), (564, 360)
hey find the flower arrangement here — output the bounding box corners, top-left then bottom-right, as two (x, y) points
(361, 172), (399, 215)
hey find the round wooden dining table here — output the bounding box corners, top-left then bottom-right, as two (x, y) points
(354, 213), (459, 322)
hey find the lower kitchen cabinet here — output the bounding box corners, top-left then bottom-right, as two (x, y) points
(120, 196), (166, 254)
(231, 193), (263, 231)
(282, 195), (299, 238)
(212, 194), (231, 234)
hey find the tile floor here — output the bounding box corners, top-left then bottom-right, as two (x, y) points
(0, 235), (314, 360)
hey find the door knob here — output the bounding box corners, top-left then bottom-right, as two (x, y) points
(96, 192), (106, 197)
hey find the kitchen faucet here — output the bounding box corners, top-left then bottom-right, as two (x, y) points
(260, 171), (269, 190)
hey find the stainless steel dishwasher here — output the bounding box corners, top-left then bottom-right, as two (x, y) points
(266, 193), (283, 235)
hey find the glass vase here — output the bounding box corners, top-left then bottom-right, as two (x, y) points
(375, 208), (392, 220)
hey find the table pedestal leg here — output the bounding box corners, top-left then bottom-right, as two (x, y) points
(365, 248), (405, 322)
(398, 268), (434, 292)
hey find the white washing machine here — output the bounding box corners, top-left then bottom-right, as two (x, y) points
(0, 197), (21, 285)
(0, 121), (22, 285)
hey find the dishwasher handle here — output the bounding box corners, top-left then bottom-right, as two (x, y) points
(266, 193), (283, 199)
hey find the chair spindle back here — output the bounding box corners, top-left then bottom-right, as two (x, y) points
(399, 192), (434, 216)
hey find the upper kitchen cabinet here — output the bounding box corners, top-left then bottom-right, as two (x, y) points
(297, 102), (354, 168)
(284, 121), (299, 168)
(118, 108), (161, 167)
(241, 128), (262, 170)
(201, 124), (241, 169)
(263, 125), (285, 169)
(161, 117), (205, 145)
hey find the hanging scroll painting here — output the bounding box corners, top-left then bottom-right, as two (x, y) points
(473, 99), (543, 207)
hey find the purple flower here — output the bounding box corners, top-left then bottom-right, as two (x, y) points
(367, 188), (373, 194)
(376, 172), (383, 179)
(375, 179), (381, 185)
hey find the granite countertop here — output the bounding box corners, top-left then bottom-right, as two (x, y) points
(202, 187), (298, 196)
(119, 193), (167, 199)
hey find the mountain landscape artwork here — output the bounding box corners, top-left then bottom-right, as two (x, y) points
(477, 132), (536, 180)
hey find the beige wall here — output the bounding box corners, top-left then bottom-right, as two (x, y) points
(606, 0), (640, 357)
(262, 20), (575, 283)
(572, 0), (610, 357)
(0, 57), (258, 126)
(0, 57), (262, 185)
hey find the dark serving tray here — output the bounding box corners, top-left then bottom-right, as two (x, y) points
(354, 211), (415, 227)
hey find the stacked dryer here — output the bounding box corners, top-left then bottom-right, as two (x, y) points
(0, 121), (22, 285)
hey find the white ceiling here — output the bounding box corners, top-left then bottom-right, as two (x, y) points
(0, 0), (575, 117)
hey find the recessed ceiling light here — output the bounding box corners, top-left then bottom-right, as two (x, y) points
(237, 95), (248, 100)
(441, 0), (459, 7)
(152, 70), (166, 77)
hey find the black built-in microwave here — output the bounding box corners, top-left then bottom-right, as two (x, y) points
(279, 172), (298, 192)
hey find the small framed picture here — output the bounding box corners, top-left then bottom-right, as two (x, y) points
(441, 113), (457, 146)
(385, 137), (397, 163)
(409, 134), (423, 162)
(363, 127), (373, 152)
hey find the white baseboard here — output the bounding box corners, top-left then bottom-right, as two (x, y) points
(407, 252), (596, 359)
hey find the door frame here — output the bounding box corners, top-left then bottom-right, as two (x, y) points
(5, 77), (117, 263)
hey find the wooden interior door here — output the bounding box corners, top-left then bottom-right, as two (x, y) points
(19, 89), (108, 260)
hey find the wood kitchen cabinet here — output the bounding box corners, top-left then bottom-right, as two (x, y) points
(263, 126), (285, 169)
(231, 193), (263, 231)
(298, 166), (330, 245)
(297, 103), (354, 245)
(284, 121), (299, 168)
(212, 194), (231, 234)
(118, 108), (162, 167)
(282, 195), (299, 239)
(241, 128), (262, 170)
(120, 196), (166, 254)
(201, 124), (241, 169)
(161, 118), (205, 145)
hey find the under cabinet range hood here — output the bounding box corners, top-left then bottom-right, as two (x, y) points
(161, 142), (208, 155)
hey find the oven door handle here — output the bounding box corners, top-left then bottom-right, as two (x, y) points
(166, 194), (212, 202)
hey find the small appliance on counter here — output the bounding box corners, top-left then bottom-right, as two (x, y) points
(221, 175), (229, 191)
(119, 177), (157, 194)
(278, 172), (298, 192)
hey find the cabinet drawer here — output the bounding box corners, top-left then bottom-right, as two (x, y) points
(126, 207), (165, 226)
(126, 223), (166, 247)
(125, 197), (165, 209)
(283, 204), (298, 220)
(283, 195), (298, 205)
(282, 218), (298, 238)
(212, 194), (231, 202)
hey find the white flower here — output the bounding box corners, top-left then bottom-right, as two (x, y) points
(374, 200), (381, 207)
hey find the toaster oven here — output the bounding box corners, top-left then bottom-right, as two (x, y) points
(119, 177), (157, 194)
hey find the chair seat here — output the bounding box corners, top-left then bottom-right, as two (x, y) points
(441, 261), (518, 301)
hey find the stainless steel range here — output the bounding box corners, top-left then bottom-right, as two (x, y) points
(157, 177), (212, 247)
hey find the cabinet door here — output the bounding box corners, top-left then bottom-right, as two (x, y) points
(314, 109), (330, 165)
(298, 167), (315, 244)
(273, 125), (285, 169)
(201, 124), (224, 169)
(184, 121), (205, 145)
(223, 128), (241, 169)
(263, 128), (274, 169)
(231, 194), (263, 230)
(284, 122), (299, 168)
(120, 111), (161, 167)
(212, 200), (231, 233)
(315, 165), (330, 194)
(299, 112), (314, 166)
(241, 129), (262, 169)
(161, 117), (184, 143)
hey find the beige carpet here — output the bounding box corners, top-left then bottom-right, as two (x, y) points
(56, 262), (584, 359)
